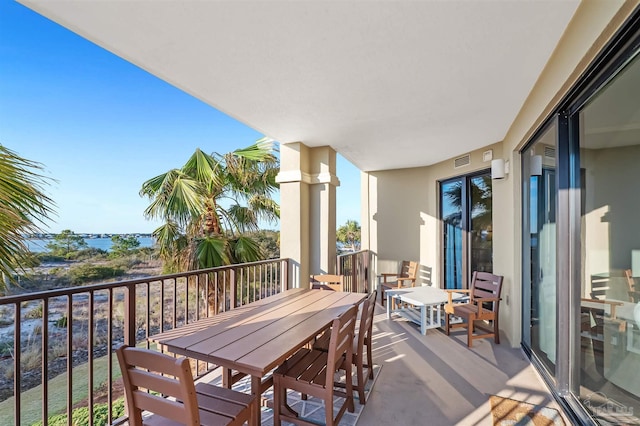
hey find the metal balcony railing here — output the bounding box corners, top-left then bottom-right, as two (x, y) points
(337, 249), (371, 293)
(0, 258), (289, 426)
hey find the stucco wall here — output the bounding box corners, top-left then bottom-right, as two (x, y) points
(362, 1), (639, 346)
(582, 145), (640, 298)
(364, 142), (501, 287)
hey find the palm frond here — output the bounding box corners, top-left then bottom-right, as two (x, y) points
(231, 137), (276, 161)
(196, 237), (228, 268)
(248, 195), (280, 223)
(230, 236), (263, 264)
(0, 144), (56, 286)
(182, 149), (224, 187)
(226, 205), (259, 233)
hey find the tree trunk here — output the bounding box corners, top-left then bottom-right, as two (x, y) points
(204, 200), (222, 236)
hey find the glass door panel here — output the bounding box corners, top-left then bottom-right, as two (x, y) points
(523, 123), (557, 376)
(442, 178), (464, 289)
(441, 172), (492, 290)
(575, 51), (640, 421)
(470, 175), (493, 274)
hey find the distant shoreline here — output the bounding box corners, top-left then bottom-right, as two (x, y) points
(26, 236), (156, 253)
(26, 233), (153, 239)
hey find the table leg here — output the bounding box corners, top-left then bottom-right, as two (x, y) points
(250, 375), (261, 426)
(421, 305), (427, 335)
(387, 294), (392, 318)
(222, 367), (232, 389)
(430, 305), (436, 332)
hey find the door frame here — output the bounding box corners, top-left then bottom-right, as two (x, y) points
(438, 169), (492, 290)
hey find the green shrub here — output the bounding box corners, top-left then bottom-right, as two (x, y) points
(0, 341), (12, 357)
(66, 248), (107, 261)
(31, 396), (126, 426)
(55, 316), (67, 328)
(35, 253), (65, 263)
(109, 257), (141, 270)
(68, 264), (124, 285)
(25, 305), (43, 319)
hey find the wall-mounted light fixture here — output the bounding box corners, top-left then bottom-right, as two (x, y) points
(632, 250), (640, 278)
(491, 159), (509, 180)
(530, 155), (543, 176)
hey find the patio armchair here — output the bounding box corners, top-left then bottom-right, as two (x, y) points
(444, 271), (503, 347)
(379, 260), (419, 306)
(116, 346), (255, 426)
(273, 304), (358, 426)
(310, 274), (344, 291)
(625, 269), (640, 302)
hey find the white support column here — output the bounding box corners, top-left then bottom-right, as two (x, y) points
(276, 143), (340, 288)
(309, 147), (339, 275)
(276, 142), (310, 289)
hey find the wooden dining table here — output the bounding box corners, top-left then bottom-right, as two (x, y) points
(148, 287), (366, 425)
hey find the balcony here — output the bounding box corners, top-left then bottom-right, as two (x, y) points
(0, 253), (562, 425)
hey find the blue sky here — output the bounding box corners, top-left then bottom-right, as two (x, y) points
(0, 1), (360, 234)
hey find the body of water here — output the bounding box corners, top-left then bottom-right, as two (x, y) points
(26, 236), (155, 253)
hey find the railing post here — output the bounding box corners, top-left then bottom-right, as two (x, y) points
(282, 259), (289, 291)
(364, 250), (370, 293)
(351, 255), (357, 293)
(124, 282), (137, 346)
(229, 268), (237, 309)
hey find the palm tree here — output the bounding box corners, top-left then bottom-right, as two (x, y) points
(337, 220), (361, 252)
(0, 144), (55, 293)
(140, 138), (279, 272)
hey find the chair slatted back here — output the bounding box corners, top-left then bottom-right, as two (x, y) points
(399, 261), (419, 280)
(590, 274), (611, 300)
(357, 292), (377, 351)
(116, 346), (199, 426)
(311, 274), (345, 291)
(326, 305), (358, 374)
(470, 272), (503, 315)
(625, 269), (636, 292)
(625, 269), (640, 302)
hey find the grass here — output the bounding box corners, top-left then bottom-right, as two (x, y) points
(31, 397), (126, 426)
(0, 352), (122, 426)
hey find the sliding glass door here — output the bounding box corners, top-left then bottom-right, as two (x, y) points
(441, 172), (492, 289)
(519, 14), (640, 423)
(522, 123), (558, 376)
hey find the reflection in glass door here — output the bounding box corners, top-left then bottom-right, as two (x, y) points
(522, 125), (557, 376)
(442, 178), (464, 289)
(441, 173), (492, 289)
(470, 175), (493, 275)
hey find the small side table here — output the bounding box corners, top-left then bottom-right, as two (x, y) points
(386, 286), (465, 335)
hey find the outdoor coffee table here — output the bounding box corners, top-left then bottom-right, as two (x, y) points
(386, 285), (465, 335)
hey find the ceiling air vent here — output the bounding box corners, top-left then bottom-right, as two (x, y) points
(454, 154), (471, 169)
(544, 146), (556, 159)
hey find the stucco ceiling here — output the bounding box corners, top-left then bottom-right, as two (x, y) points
(19, 0), (580, 172)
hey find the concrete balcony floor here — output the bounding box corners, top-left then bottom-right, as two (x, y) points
(359, 304), (568, 425)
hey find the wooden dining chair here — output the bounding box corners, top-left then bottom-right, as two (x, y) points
(444, 271), (503, 347)
(273, 304), (358, 426)
(625, 269), (640, 302)
(116, 346), (255, 426)
(379, 260), (418, 306)
(313, 291), (377, 404)
(310, 274), (344, 291)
